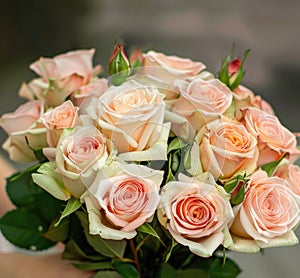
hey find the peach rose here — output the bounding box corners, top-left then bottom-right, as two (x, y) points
(172, 78), (233, 140)
(54, 126), (110, 198)
(229, 170), (300, 252)
(242, 107), (300, 166)
(87, 80), (169, 160)
(42, 100), (79, 147)
(83, 163), (163, 240)
(142, 51), (205, 84)
(198, 118), (258, 179)
(0, 100), (47, 162)
(233, 85), (274, 120)
(158, 173), (234, 257)
(21, 49), (102, 107)
(275, 164), (300, 196)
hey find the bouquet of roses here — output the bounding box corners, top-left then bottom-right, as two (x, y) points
(0, 44), (299, 278)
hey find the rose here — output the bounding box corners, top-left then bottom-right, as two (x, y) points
(83, 163), (163, 240)
(233, 85), (274, 120)
(197, 117), (258, 179)
(158, 173), (234, 257)
(21, 49), (102, 107)
(275, 163), (300, 196)
(54, 126), (110, 198)
(71, 78), (108, 112)
(142, 50), (206, 84)
(171, 78), (233, 140)
(229, 169), (300, 252)
(242, 107), (300, 166)
(0, 100), (47, 162)
(87, 80), (169, 160)
(42, 100), (80, 147)
(0, 100), (43, 134)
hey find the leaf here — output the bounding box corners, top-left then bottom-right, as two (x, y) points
(137, 223), (161, 240)
(177, 268), (208, 278)
(168, 137), (183, 153)
(25, 136), (48, 162)
(62, 239), (105, 261)
(71, 261), (114, 271)
(208, 257), (241, 278)
(113, 259), (139, 278)
(0, 208), (55, 250)
(44, 216), (70, 242)
(164, 238), (178, 263)
(91, 271), (122, 278)
(76, 211), (127, 258)
(261, 153), (288, 177)
(157, 263), (178, 278)
(55, 197), (81, 227)
(6, 164), (41, 207)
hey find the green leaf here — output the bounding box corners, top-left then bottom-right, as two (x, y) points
(137, 223), (160, 240)
(168, 138), (183, 153)
(0, 208), (55, 250)
(261, 153), (288, 177)
(113, 259), (139, 278)
(92, 271), (122, 278)
(157, 263), (178, 278)
(6, 164), (41, 207)
(177, 268), (208, 278)
(71, 261), (114, 271)
(62, 239), (105, 261)
(76, 211), (127, 258)
(164, 238), (178, 263)
(55, 197), (81, 227)
(44, 216), (70, 242)
(208, 257), (241, 278)
(25, 136), (48, 162)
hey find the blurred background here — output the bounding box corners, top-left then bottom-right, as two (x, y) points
(0, 0), (299, 277)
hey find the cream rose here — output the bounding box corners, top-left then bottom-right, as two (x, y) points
(158, 173), (234, 257)
(82, 163), (163, 240)
(197, 118), (258, 179)
(21, 49), (102, 107)
(171, 78), (233, 140)
(55, 126), (110, 198)
(0, 100), (47, 162)
(42, 100), (79, 147)
(229, 169), (300, 252)
(142, 51), (205, 84)
(242, 107), (300, 166)
(87, 80), (169, 161)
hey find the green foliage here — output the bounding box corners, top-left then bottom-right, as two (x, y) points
(224, 174), (248, 205)
(261, 153), (287, 177)
(0, 208), (55, 250)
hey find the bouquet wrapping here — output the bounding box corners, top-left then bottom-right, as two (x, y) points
(0, 45), (300, 278)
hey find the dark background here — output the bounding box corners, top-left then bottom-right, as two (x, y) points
(0, 1), (299, 277)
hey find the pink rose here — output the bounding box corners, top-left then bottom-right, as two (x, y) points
(42, 100), (79, 147)
(87, 81), (168, 159)
(230, 170), (300, 250)
(242, 107), (300, 166)
(172, 78), (233, 140)
(158, 173), (234, 257)
(275, 164), (300, 196)
(22, 49), (102, 107)
(0, 100), (47, 162)
(198, 118), (258, 179)
(0, 100), (43, 134)
(71, 78), (108, 112)
(83, 164), (163, 240)
(142, 51), (205, 83)
(54, 126), (110, 198)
